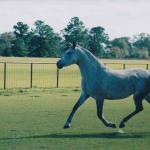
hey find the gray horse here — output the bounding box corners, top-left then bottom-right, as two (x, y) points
(57, 44), (150, 129)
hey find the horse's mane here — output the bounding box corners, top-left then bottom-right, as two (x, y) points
(77, 46), (105, 68)
(77, 46), (98, 60)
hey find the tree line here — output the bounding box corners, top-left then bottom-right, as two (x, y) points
(0, 17), (150, 58)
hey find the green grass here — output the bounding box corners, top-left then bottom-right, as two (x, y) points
(0, 88), (150, 150)
(0, 57), (150, 149)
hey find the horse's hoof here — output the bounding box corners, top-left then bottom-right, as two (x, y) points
(107, 123), (116, 128)
(110, 124), (117, 128)
(119, 123), (125, 128)
(63, 123), (70, 129)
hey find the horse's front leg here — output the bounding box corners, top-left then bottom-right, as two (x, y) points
(64, 93), (89, 129)
(96, 99), (116, 128)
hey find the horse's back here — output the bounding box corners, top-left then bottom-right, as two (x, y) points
(101, 68), (150, 100)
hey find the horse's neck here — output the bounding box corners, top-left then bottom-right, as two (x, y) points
(77, 50), (106, 80)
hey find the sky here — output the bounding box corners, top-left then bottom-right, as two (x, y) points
(0, 0), (150, 39)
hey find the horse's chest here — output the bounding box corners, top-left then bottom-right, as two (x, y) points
(82, 80), (103, 98)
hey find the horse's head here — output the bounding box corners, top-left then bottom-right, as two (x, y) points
(57, 43), (78, 69)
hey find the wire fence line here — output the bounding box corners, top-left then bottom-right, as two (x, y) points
(0, 62), (149, 89)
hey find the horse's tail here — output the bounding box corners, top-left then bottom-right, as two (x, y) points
(145, 94), (150, 104)
(145, 74), (150, 103)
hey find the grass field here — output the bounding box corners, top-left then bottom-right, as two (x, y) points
(0, 57), (150, 149)
(0, 57), (149, 89)
(0, 88), (150, 150)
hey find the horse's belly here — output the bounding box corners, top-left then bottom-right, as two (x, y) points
(105, 84), (134, 100)
(82, 78), (135, 100)
(106, 91), (133, 100)
(87, 87), (133, 100)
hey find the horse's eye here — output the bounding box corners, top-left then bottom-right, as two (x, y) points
(67, 52), (72, 55)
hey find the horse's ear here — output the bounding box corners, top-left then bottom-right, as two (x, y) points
(72, 42), (76, 49)
(67, 43), (72, 48)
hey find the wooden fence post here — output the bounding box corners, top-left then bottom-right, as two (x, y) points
(30, 63), (33, 88)
(56, 68), (59, 88)
(4, 62), (6, 89)
(123, 64), (126, 70)
(146, 64), (149, 70)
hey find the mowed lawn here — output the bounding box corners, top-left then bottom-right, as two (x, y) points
(0, 88), (150, 150)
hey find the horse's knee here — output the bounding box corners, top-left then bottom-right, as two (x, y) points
(72, 105), (78, 112)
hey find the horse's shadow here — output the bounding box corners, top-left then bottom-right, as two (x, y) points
(1, 132), (150, 141)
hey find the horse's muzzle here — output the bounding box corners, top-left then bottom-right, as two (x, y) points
(56, 60), (63, 69)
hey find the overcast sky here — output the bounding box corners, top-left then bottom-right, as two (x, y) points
(0, 0), (150, 39)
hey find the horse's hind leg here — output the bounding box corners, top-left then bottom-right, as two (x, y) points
(119, 93), (144, 128)
(96, 99), (116, 128)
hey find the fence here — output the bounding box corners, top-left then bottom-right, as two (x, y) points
(0, 62), (149, 89)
